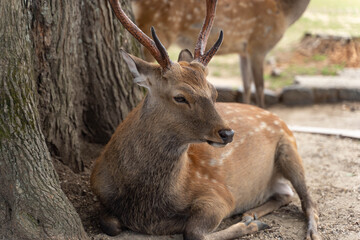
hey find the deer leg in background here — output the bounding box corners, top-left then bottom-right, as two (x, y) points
(250, 53), (266, 108)
(240, 54), (253, 105)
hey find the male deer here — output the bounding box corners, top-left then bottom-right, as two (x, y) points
(91, 0), (320, 239)
(132, 0), (311, 107)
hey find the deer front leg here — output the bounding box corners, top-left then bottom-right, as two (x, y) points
(242, 192), (293, 223)
(184, 198), (268, 240)
(242, 179), (294, 222)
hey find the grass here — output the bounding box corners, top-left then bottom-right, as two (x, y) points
(265, 62), (346, 90)
(167, 0), (359, 90)
(265, 65), (318, 90)
(274, 0), (360, 52)
(320, 64), (346, 76)
(311, 54), (327, 62)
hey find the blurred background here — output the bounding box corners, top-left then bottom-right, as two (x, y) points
(166, 0), (360, 92)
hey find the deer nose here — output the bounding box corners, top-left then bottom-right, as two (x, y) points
(218, 129), (234, 144)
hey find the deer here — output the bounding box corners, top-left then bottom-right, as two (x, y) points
(131, 0), (311, 108)
(90, 0), (320, 239)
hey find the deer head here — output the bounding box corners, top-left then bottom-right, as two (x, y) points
(109, 0), (233, 147)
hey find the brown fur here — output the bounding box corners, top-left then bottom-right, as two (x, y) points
(91, 1), (318, 238)
(132, 0), (310, 107)
(91, 58), (320, 239)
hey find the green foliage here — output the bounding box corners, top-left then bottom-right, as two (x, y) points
(311, 54), (327, 62)
(321, 64), (346, 76)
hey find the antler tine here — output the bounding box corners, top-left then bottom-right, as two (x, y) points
(108, 0), (172, 69)
(194, 0), (219, 64)
(199, 30), (223, 65)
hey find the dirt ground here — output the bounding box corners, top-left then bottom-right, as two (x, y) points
(54, 102), (360, 240)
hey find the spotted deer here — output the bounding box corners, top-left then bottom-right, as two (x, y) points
(132, 0), (310, 107)
(90, 0), (320, 239)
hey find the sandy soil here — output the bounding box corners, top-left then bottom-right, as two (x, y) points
(54, 102), (360, 240)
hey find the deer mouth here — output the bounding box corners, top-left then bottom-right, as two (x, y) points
(206, 140), (227, 148)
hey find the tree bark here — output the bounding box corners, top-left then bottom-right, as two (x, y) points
(0, 1), (88, 239)
(32, 0), (143, 172)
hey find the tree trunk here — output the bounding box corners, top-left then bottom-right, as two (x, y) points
(32, 0), (143, 172)
(0, 1), (88, 239)
(0, 0), (143, 238)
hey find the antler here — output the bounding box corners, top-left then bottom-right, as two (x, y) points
(194, 0), (223, 66)
(108, 0), (172, 69)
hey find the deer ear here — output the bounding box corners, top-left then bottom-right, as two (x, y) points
(178, 49), (194, 63)
(120, 50), (159, 90)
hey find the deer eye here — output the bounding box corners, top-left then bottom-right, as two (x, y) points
(173, 95), (189, 104)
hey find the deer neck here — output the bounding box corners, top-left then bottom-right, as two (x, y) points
(116, 95), (189, 183)
(280, 0), (310, 26)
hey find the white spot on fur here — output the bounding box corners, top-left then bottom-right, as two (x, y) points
(186, 14), (192, 20)
(219, 149), (234, 165)
(256, 114), (262, 119)
(203, 174), (209, 180)
(260, 122), (267, 129)
(274, 120), (280, 125)
(209, 158), (217, 166)
(218, 157), (224, 166)
(247, 116), (254, 120)
(201, 160), (205, 165)
(211, 179), (218, 184)
(239, 2), (248, 7)
(196, 171), (201, 178)
(154, 12), (160, 19)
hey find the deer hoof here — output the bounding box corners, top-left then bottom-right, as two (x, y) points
(306, 230), (322, 240)
(242, 215), (254, 225)
(252, 220), (270, 231)
(242, 213), (258, 225)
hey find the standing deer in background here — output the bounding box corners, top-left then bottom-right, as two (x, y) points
(91, 0), (320, 239)
(132, 0), (311, 107)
